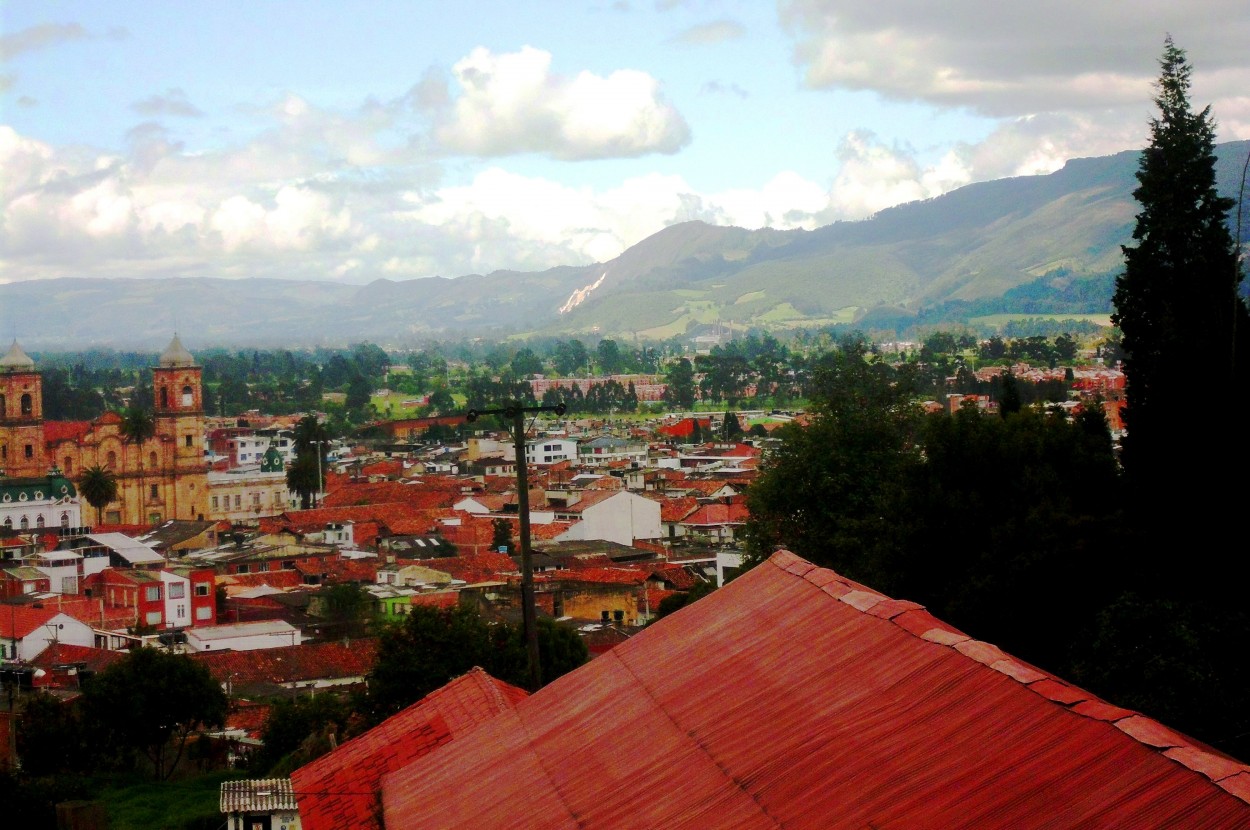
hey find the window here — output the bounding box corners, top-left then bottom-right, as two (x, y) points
(168, 583), (185, 599)
(196, 606), (212, 620)
(60, 512), (69, 528)
(144, 585), (161, 602)
(234, 495), (241, 508)
(106, 510), (121, 524)
(185, 435), (193, 448)
(195, 583), (210, 597)
(252, 492), (260, 506)
(176, 604), (186, 618)
(24, 444), (33, 458)
(36, 515), (44, 528)
(0, 394), (5, 416)
(19, 516), (28, 530)
(149, 451), (158, 469)
(106, 450), (117, 469)
(182, 385), (194, 407)
(160, 387), (169, 408)
(21, 393), (32, 415)
(149, 484), (159, 501)
(145, 611), (162, 626)
(63, 456), (73, 475)
(211, 496), (219, 509)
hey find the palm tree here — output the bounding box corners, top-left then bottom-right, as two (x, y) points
(121, 404), (156, 520)
(79, 464), (119, 527)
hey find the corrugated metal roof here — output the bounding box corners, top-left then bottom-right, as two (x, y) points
(380, 550), (1250, 829)
(292, 667), (526, 830)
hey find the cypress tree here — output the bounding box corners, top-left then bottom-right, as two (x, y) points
(1112, 37), (1249, 562)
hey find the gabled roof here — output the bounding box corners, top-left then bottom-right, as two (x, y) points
(292, 667), (527, 830)
(380, 551), (1250, 829)
(0, 604), (59, 638)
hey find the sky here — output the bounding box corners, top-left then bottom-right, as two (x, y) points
(2, 1), (1249, 286)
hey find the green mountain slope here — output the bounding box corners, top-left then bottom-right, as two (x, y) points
(4, 141), (1247, 348)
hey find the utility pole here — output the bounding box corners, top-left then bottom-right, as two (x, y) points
(465, 400), (565, 692)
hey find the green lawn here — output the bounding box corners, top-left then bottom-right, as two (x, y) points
(98, 770), (246, 830)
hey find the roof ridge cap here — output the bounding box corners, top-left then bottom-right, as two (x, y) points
(770, 549), (1250, 806)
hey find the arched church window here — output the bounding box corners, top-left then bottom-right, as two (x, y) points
(182, 385), (194, 407)
(160, 387), (169, 408)
(149, 451), (158, 469)
(19, 516), (28, 530)
(60, 512), (70, 528)
(106, 450), (117, 469)
(36, 515), (45, 528)
(2, 518), (10, 529)
(0, 393), (6, 416)
(21, 393), (32, 415)
(64, 456), (73, 475)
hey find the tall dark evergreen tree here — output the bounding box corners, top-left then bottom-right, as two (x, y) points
(1112, 38), (1249, 521)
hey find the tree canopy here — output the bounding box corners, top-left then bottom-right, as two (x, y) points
(1112, 37), (1249, 534)
(81, 648), (227, 780)
(364, 604), (587, 723)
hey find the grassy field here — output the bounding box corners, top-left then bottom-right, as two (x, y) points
(97, 770), (246, 830)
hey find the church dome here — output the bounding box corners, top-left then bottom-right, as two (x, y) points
(158, 334), (197, 368)
(0, 340), (35, 372)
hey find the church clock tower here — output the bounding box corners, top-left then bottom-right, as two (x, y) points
(0, 340), (45, 478)
(152, 335), (208, 520)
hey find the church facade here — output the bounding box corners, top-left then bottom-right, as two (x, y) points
(0, 336), (209, 526)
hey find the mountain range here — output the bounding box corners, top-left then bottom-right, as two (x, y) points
(5, 141), (1248, 350)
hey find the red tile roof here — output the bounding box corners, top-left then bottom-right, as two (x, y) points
(380, 550), (1250, 829)
(680, 502), (750, 527)
(30, 642), (126, 674)
(321, 482), (459, 511)
(292, 668), (527, 830)
(44, 420), (93, 445)
(413, 553), (517, 584)
(191, 639), (378, 687)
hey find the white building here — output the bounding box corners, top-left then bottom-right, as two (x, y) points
(0, 470), (82, 534)
(551, 490), (661, 547)
(525, 438), (578, 466)
(185, 619), (302, 652)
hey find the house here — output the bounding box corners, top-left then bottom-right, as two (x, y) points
(185, 619), (301, 653)
(0, 566), (51, 599)
(0, 605), (95, 660)
(524, 437), (578, 466)
(220, 778), (301, 830)
(547, 490), (661, 547)
(291, 667), (527, 830)
(193, 638), (378, 695)
(81, 566), (215, 630)
(377, 551), (1250, 829)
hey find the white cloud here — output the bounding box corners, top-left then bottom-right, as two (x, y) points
(781, 1), (1250, 120)
(670, 20), (746, 45)
(0, 23), (89, 61)
(132, 88), (204, 118)
(432, 46), (690, 159)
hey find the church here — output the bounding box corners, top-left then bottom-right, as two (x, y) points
(0, 335), (209, 527)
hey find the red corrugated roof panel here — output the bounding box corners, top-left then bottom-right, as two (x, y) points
(293, 667), (526, 830)
(379, 551), (1250, 829)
